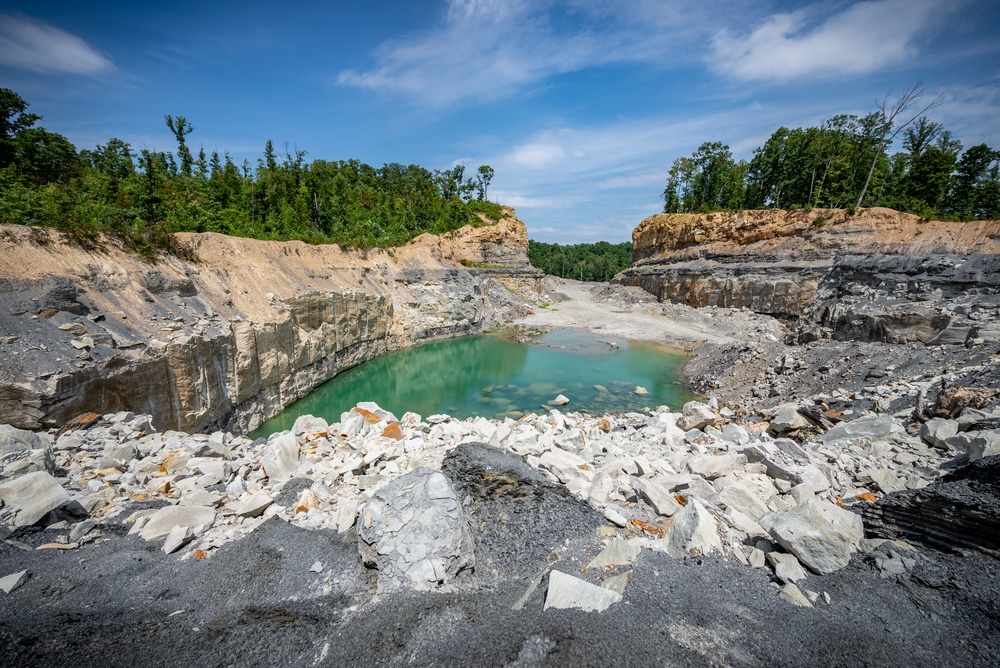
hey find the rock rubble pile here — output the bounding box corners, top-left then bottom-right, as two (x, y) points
(4, 390), (997, 612)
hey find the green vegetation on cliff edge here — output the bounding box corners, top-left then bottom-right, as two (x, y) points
(0, 88), (502, 257)
(662, 85), (999, 220)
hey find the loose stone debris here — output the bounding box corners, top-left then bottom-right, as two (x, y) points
(0, 392), (998, 616)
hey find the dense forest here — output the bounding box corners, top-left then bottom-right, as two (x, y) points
(528, 240), (632, 282)
(662, 86), (1000, 219)
(0, 89), (502, 256)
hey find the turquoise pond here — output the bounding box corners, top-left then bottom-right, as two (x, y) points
(251, 329), (697, 438)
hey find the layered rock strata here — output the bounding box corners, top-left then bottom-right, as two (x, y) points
(794, 254), (1000, 345)
(0, 208), (539, 433)
(617, 208), (1000, 322)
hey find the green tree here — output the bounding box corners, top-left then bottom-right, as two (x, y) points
(476, 164), (494, 200)
(0, 88), (40, 169)
(948, 144), (1000, 218)
(164, 115), (195, 177)
(14, 127), (80, 184)
(855, 83), (942, 209)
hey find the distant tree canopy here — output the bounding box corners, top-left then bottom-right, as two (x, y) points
(0, 88), (502, 256)
(663, 88), (999, 220)
(528, 240), (632, 282)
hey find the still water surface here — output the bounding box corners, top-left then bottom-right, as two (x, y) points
(252, 329), (696, 437)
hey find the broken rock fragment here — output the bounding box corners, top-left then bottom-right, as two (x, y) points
(676, 401), (717, 432)
(260, 432), (300, 483)
(544, 570), (622, 612)
(139, 505), (216, 542)
(760, 498), (863, 575)
(740, 439), (831, 493)
(357, 467), (475, 594)
(587, 538), (641, 568)
(539, 447), (593, 484)
(0, 570), (29, 594)
(0, 471), (69, 526)
(664, 497), (722, 558)
(631, 477), (682, 517)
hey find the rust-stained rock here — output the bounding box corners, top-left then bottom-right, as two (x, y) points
(354, 407), (382, 424)
(58, 412), (103, 434)
(381, 422), (403, 440)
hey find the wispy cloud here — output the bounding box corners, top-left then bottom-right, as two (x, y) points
(476, 105), (800, 241)
(933, 80), (1000, 147)
(709, 0), (958, 82)
(337, 0), (725, 108)
(0, 14), (112, 74)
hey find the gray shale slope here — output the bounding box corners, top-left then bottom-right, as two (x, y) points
(1, 206), (1000, 666)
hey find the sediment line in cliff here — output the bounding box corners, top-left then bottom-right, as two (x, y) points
(616, 207), (1000, 334)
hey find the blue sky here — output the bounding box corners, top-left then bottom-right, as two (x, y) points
(1, 0), (998, 242)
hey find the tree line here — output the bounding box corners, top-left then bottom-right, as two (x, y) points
(662, 85), (999, 220)
(528, 240), (632, 282)
(0, 88), (501, 256)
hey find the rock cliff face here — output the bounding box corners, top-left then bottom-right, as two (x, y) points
(795, 254), (1000, 345)
(618, 208), (1000, 326)
(0, 209), (539, 433)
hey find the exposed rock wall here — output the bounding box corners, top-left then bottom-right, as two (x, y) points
(0, 210), (539, 433)
(618, 208), (1000, 324)
(618, 265), (821, 319)
(795, 255), (1000, 345)
(436, 207), (530, 267)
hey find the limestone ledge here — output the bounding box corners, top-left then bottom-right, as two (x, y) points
(39, 292), (392, 435)
(794, 254), (1000, 345)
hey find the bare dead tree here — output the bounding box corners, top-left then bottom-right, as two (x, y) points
(855, 81), (944, 210)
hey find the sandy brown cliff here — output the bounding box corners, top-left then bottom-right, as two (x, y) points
(618, 208), (1000, 319)
(631, 207), (1000, 264)
(0, 208), (539, 433)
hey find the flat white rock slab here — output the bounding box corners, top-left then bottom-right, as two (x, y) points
(544, 570), (622, 613)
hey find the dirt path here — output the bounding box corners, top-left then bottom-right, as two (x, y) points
(511, 278), (746, 348)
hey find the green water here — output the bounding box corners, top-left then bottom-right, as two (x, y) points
(251, 329), (697, 438)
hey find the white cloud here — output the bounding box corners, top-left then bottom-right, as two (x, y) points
(933, 81), (1000, 148)
(709, 0), (957, 82)
(337, 0), (725, 108)
(471, 107), (785, 241)
(0, 14), (112, 74)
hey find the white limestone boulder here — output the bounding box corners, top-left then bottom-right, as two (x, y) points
(544, 570), (622, 612)
(357, 467), (474, 595)
(760, 498), (863, 575)
(664, 498), (722, 558)
(139, 505), (216, 541)
(0, 471), (69, 526)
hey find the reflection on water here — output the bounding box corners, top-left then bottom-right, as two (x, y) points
(251, 329), (697, 437)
